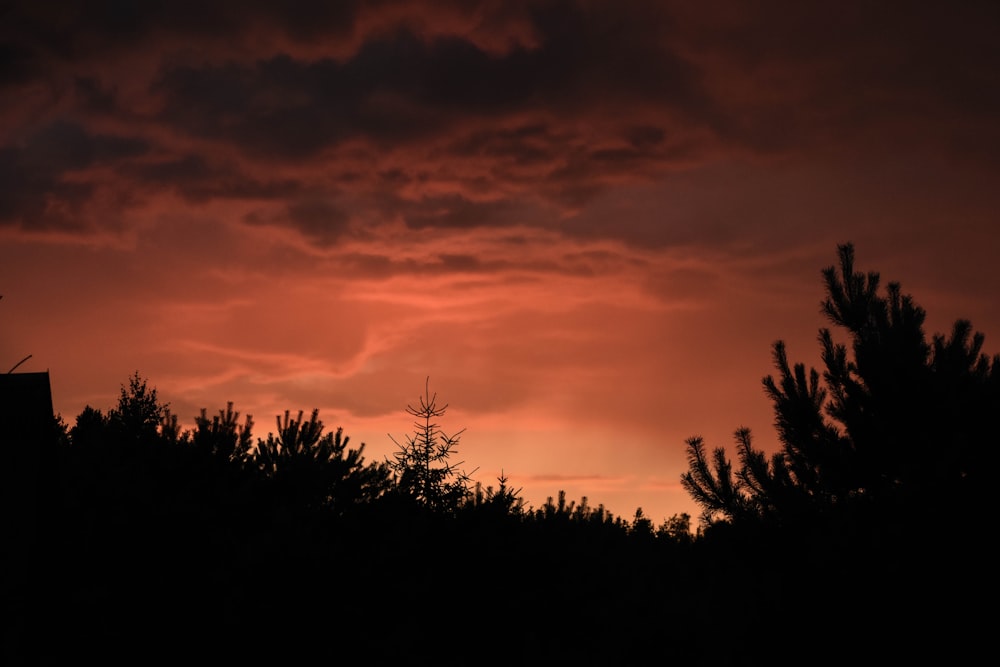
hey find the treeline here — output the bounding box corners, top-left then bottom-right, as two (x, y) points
(49, 373), (692, 539)
(23, 374), (696, 664)
(11, 242), (996, 664)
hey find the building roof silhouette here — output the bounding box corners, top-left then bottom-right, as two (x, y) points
(0, 371), (54, 441)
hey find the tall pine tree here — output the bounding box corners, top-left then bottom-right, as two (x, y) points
(682, 243), (999, 528)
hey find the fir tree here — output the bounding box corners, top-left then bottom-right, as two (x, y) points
(388, 378), (474, 513)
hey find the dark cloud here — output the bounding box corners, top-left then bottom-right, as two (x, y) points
(0, 0), (361, 61)
(671, 1), (1000, 152)
(625, 125), (667, 150)
(436, 253), (482, 272)
(0, 42), (38, 86)
(73, 76), (118, 114)
(2, 1), (718, 241)
(349, 30), (541, 112)
(3, 1), (998, 244)
(0, 121), (148, 229)
(397, 193), (520, 231)
(150, 35), (539, 159)
(19, 121), (148, 169)
(525, 0), (715, 118)
(0, 146), (93, 229)
(129, 154), (300, 203)
(448, 123), (560, 166)
(286, 197), (352, 240)
(318, 249), (571, 281)
(150, 6), (710, 158)
(132, 154), (215, 185)
(241, 195), (354, 245)
(153, 57), (352, 160)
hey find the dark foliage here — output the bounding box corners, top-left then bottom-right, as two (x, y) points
(387, 378), (475, 513)
(248, 408), (393, 514)
(682, 243), (999, 531)
(18, 373), (705, 663)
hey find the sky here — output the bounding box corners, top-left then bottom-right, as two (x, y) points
(2, 0), (999, 524)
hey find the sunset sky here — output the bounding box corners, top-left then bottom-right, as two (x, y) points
(2, 1), (998, 523)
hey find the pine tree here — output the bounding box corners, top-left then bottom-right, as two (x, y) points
(191, 401), (254, 461)
(681, 243), (999, 527)
(250, 409), (390, 513)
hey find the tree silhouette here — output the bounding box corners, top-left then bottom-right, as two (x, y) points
(388, 378), (474, 513)
(68, 405), (109, 451)
(191, 401), (254, 461)
(64, 374), (171, 512)
(682, 243), (1000, 527)
(108, 371), (164, 447)
(467, 470), (525, 518)
(250, 408), (390, 513)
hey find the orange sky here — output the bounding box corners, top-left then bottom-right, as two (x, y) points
(2, 1), (999, 524)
